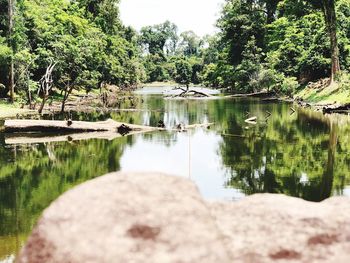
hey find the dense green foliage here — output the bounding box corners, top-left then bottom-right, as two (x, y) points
(1, 0), (350, 104)
(0, 0), (145, 105)
(136, 0), (350, 94)
(201, 0), (350, 93)
(138, 21), (205, 85)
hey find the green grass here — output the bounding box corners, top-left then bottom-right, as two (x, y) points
(297, 88), (350, 105)
(0, 102), (36, 119)
(296, 74), (350, 105)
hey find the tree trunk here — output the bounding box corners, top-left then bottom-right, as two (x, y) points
(27, 87), (32, 107)
(61, 98), (66, 113)
(322, 0), (341, 83)
(8, 0), (15, 102)
(38, 97), (46, 114)
(38, 62), (56, 114)
(265, 0), (280, 24)
(61, 86), (73, 113)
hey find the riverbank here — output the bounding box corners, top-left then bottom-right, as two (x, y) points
(1, 77), (350, 119)
(293, 75), (350, 114)
(0, 102), (36, 119)
(0, 88), (141, 119)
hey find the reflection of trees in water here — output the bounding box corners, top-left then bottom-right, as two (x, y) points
(219, 104), (350, 202)
(141, 132), (179, 148)
(137, 95), (212, 147)
(320, 123), (337, 200)
(0, 136), (131, 257)
(1, 97), (350, 258)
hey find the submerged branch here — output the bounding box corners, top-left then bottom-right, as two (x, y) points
(170, 87), (211, 98)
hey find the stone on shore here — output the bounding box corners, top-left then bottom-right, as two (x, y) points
(17, 172), (350, 263)
(211, 194), (350, 263)
(17, 172), (231, 263)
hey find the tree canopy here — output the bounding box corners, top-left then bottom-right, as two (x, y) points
(0, 0), (349, 104)
(0, 0), (145, 107)
(201, 0), (350, 92)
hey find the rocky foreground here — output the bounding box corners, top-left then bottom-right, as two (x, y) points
(17, 173), (350, 263)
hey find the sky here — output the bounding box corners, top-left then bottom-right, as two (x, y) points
(119, 0), (225, 37)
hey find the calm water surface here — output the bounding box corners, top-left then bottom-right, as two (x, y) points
(1, 86), (350, 261)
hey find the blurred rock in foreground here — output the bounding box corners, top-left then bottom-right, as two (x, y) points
(17, 172), (350, 263)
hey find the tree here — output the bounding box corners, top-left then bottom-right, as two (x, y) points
(0, 0), (143, 110)
(179, 31), (202, 57)
(77, 0), (121, 34)
(322, 0), (341, 82)
(8, 0), (14, 102)
(38, 61), (56, 114)
(235, 36), (263, 92)
(264, 0), (281, 23)
(266, 12), (330, 82)
(217, 0), (266, 66)
(139, 21), (180, 83)
(139, 21), (178, 55)
(174, 58), (192, 90)
(310, 0), (341, 83)
(163, 22), (179, 55)
(0, 39), (11, 97)
(212, 0), (349, 92)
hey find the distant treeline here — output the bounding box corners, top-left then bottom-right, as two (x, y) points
(0, 0), (144, 104)
(0, 0), (349, 105)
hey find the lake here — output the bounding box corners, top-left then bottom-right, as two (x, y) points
(1, 86), (350, 261)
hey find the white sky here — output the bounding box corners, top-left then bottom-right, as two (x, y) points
(120, 0), (225, 36)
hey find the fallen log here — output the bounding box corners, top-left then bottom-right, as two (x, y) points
(4, 127), (162, 145)
(245, 116), (257, 123)
(168, 87), (211, 98)
(4, 119), (158, 133)
(322, 103), (350, 114)
(186, 90), (211, 97)
(4, 119), (214, 144)
(6, 123), (214, 145)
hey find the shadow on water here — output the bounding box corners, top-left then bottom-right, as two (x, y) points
(0, 90), (350, 260)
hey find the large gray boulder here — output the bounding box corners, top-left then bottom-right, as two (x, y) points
(17, 172), (231, 263)
(212, 194), (350, 263)
(17, 172), (350, 263)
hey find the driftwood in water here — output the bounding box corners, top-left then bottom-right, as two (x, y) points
(227, 91), (273, 98)
(170, 87), (211, 98)
(4, 119), (213, 145)
(295, 97), (350, 115)
(4, 119), (158, 133)
(245, 116), (257, 125)
(5, 128), (157, 145)
(322, 103), (350, 114)
(245, 116), (257, 122)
